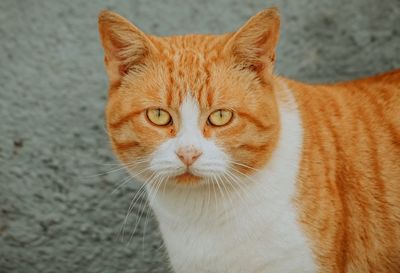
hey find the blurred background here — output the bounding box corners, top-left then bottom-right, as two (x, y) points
(0, 0), (399, 272)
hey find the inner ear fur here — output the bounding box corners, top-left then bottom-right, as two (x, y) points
(224, 8), (280, 74)
(98, 10), (157, 86)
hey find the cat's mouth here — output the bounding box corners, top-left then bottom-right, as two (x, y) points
(175, 171), (201, 184)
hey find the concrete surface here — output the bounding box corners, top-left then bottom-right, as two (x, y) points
(0, 0), (399, 272)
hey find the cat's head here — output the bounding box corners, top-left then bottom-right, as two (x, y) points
(98, 8), (281, 186)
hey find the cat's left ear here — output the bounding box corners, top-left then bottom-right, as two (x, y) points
(224, 8), (280, 75)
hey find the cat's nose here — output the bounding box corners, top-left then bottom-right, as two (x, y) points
(176, 145), (202, 166)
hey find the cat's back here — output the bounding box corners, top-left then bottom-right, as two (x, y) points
(285, 69), (400, 154)
(338, 69), (400, 125)
(286, 69), (400, 128)
(282, 70), (400, 273)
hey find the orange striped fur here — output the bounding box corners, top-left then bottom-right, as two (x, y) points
(98, 8), (400, 272)
(288, 72), (400, 272)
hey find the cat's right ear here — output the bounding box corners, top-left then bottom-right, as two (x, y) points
(223, 8), (280, 76)
(98, 10), (156, 87)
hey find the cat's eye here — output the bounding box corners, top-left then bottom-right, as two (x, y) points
(208, 109), (233, 126)
(146, 108), (172, 126)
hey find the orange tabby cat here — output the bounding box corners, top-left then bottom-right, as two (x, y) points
(98, 7), (400, 273)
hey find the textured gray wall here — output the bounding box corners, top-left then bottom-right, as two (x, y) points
(0, 0), (399, 272)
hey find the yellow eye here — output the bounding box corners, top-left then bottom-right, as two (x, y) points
(208, 109), (233, 126)
(146, 108), (172, 126)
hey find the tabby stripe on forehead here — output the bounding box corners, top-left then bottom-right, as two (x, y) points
(109, 110), (142, 129)
(202, 61), (212, 106)
(166, 59), (175, 106)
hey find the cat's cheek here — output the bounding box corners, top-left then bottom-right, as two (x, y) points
(111, 135), (163, 167)
(131, 118), (174, 145)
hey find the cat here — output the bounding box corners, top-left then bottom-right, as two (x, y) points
(98, 7), (400, 273)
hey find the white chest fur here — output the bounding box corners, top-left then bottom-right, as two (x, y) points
(148, 88), (317, 273)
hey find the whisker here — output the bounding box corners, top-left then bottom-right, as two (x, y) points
(111, 167), (150, 195)
(221, 173), (248, 230)
(207, 177), (212, 214)
(227, 169), (267, 218)
(120, 172), (157, 241)
(128, 174), (161, 243)
(224, 169), (254, 205)
(142, 176), (166, 252)
(217, 175), (233, 219)
(83, 159), (149, 179)
(119, 186), (147, 241)
(229, 161), (260, 172)
(111, 175), (134, 195)
(230, 167), (259, 184)
(211, 175), (220, 215)
(219, 174), (235, 210)
(215, 175), (228, 212)
(88, 162), (122, 166)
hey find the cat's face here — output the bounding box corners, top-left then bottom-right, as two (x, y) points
(99, 8), (281, 185)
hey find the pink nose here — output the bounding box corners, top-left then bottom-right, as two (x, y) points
(176, 146), (202, 166)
